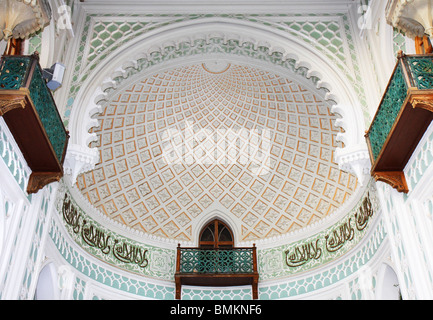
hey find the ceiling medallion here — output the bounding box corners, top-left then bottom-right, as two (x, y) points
(202, 61), (231, 74)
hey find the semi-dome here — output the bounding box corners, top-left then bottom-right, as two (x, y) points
(76, 59), (358, 243)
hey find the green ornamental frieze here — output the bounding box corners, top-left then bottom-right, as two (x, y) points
(258, 182), (379, 280)
(59, 191), (176, 280)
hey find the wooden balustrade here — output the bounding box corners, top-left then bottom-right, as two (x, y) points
(175, 244), (259, 300)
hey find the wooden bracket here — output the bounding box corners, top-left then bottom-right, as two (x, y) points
(27, 172), (63, 194)
(0, 91), (29, 117)
(0, 99), (26, 116)
(373, 171), (409, 193)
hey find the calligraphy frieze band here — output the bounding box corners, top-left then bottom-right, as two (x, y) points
(59, 182), (377, 282)
(60, 192), (175, 279)
(284, 193), (374, 268)
(258, 183), (379, 280)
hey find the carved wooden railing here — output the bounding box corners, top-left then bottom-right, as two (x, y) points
(365, 52), (433, 193)
(175, 244), (259, 300)
(0, 53), (69, 193)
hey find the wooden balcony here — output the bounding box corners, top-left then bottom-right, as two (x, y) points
(0, 53), (69, 193)
(365, 52), (433, 193)
(175, 244), (259, 300)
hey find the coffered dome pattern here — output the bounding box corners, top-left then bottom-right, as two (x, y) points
(76, 61), (358, 242)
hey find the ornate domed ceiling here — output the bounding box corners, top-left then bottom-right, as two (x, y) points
(76, 59), (358, 242)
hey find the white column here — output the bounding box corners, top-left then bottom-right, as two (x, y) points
(377, 182), (433, 299)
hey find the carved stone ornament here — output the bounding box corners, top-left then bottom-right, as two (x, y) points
(0, 0), (51, 41)
(334, 143), (371, 186)
(63, 143), (99, 184)
(386, 0), (433, 38)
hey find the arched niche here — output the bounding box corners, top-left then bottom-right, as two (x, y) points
(376, 263), (401, 300)
(35, 262), (60, 300)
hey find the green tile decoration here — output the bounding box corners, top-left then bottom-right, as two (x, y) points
(0, 56), (30, 90)
(367, 64), (407, 161)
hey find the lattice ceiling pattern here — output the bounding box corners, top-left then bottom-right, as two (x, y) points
(63, 13), (370, 127)
(76, 61), (357, 242)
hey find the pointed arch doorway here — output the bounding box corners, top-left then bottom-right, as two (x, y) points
(199, 219), (234, 249)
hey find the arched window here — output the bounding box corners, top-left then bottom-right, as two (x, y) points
(199, 219), (234, 249)
(176, 219), (258, 300)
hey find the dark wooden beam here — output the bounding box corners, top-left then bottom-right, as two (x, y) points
(4, 38), (25, 56)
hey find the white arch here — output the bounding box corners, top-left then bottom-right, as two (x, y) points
(65, 18), (369, 183)
(35, 262), (60, 300)
(376, 262), (401, 300)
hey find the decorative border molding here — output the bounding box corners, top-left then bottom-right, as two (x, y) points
(258, 217), (387, 299)
(48, 218), (177, 299)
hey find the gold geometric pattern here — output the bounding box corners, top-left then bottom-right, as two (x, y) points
(77, 62), (357, 242)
